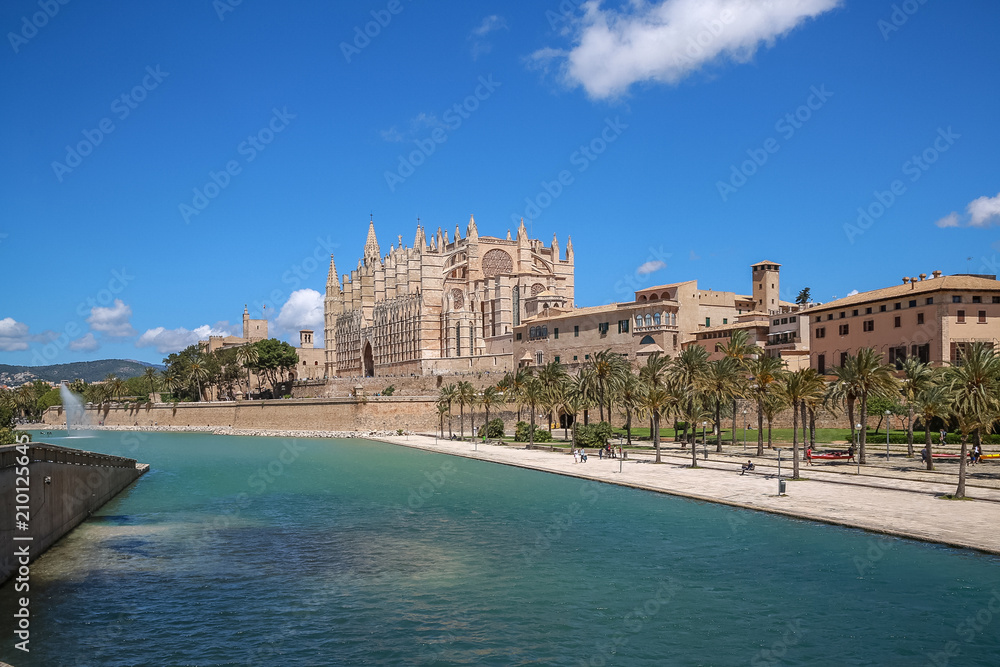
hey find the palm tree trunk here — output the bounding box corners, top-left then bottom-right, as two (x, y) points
(767, 414), (773, 449)
(626, 411), (632, 445)
(792, 404), (800, 479)
(756, 400), (764, 457)
(847, 397), (856, 444)
(809, 408), (816, 446)
(859, 392), (868, 464)
(925, 426), (934, 471)
(460, 405), (465, 439)
(715, 400), (723, 452)
(907, 404), (915, 457)
(529, 403), (536, 449)
(470, 407), (476, 441)
(956, 433), (969, 498)
(800, 401), (808, 459)
(653, 413), (661, 463)
(732, 398), (738, 447)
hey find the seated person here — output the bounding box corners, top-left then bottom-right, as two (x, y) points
(740, 460), (755, 475)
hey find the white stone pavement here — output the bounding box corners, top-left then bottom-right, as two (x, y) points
(375, 434), (1000, 555)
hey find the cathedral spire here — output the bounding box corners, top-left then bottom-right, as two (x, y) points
(467, 214), (478, 240)
(551, 233), (560, 260)
(326, 255), (342, 295)
(364, 219), (381, 265)
(566, 235), (574, 262)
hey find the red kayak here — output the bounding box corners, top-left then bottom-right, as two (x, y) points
(806, 449), (854, 462)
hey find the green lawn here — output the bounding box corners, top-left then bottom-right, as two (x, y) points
(610, 426), (923, 445)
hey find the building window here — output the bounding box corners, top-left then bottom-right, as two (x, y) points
(705, 317), (711, 327)
(585, 354), (590, 360)
(635, 315), (643, 328)
(573, 355), (578, 361)
(814, 316), (821, 323)
(912, 344), (930, 364)
(888, 346), (907, 368)
(817, 354), (826, 374)
(879, 305), (887, 312)
(723, 318), (728, 325)
(957, 310), (966, 324)
(598, 322), (610, 335)
(917, 313), (924, 325)
(953, 295), (962, 303)
(513, 286), (520, 326)
(894, 303), (901, 310)
(979, 310), (987, 323)
(827, 314), (834, 320)
(618, 319), (629, 334)
(863, 320), (874, 332)
(838, 324), (849, 335)
(973, 296), (982, 304)
(893, 316), (900, 327)
(840, 352), (849, 366)
(516, 332), (522, 341)
(456, 323), (462, 356)
(840, 312), (846, 319)
(850, 311), (857, 318)
(536, 351), (543, 366)
(554, 327), (559, 339)
(574, 325), (579, 337)
(654, 313), (661, 325)
(554, 356), (560, 363)
(773, 319), (780, 326)
(993, 297), (1000, 304)
(789, 316), (796, 323)
(815, 327), (826, 339)
(927, 297), (934, 305)
(865, 307), (872, 315)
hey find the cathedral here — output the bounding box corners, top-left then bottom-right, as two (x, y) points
(324, 216), (575, 377)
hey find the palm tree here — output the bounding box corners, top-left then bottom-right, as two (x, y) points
(143, 367), (158, 400)
(913, 381), (952, 471)
(945, 343), (1000, 498)
(718, 330), (758, 447)
(760, 390), (786, 452)
(828, 357), (861, 445)
(899, 358), (934, 457)
(669, 346), (710, 448)
(617, 371), (642, 445)
(638, 384), (675, 463)
(851, 348), (900, 465)
(590, 348), (629, 422)
(436, 402), (449, 439)
(538, 361), (568, 435)
(455, 381), (475, 440)
(236, 343), (259, 399)
(797, 368), (828, 451)
(188, 362), (210, 402)
(520, 377), (545, 448)
(439, 384), (457, 438)
(575, 366), (600, 426)
(746, 355), (785, 457)
(480, 386), (502, 438)
(703, 357), (741, 452)
(779, 369), (824, 479)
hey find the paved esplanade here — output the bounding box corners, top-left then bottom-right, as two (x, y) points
(378, 434), (1000, 555)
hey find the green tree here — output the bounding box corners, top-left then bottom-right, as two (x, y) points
(617, 371), (642, 445)
(913, 380), (952, 471)
(480, 386), (502, 437)
(638, 385), (674, 463)
(438, 384), (457, 438)
(828, 356), (861, 445)
(456, 381), (475, 440)
(746, 355), (785, 457)
(669, 345), (711, 451)
(251, 339), (299, 396)
(589, 348), (629, 422)
(795, 287), (812, 305)
(945, 343), (1000, 498)
(143, 367), (159, 400)
(899, 358), (934, 457)
(851, 348), (900, 465)
(519, 376), (545, 448)
(188, 362), (209, 402)
(718, 330), (757, 447)
(236, 344), (260, 399)
(704, 357), (741, 452)
(778, 369), (824, 478)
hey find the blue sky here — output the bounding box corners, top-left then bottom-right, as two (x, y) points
(2, 0), (999, 367)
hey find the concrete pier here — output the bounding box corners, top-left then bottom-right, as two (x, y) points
(0, 442), (148, 584)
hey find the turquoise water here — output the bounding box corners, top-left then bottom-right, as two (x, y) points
(3, 431), (1000, 666)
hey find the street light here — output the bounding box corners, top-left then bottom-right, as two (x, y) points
(885, 409), (891, 462)
(702, 421), (708, 459)
(855, 423), (862, 474)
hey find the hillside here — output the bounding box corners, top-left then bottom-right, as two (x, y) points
(0, 359), (164, 385)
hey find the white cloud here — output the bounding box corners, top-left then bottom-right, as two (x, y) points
(689, 250), (701, 260)
(470, 15), (508, 59)
(636, 259), (667, 275)
(847, 289), (859, 296)
(379, 112), (446, 143)
(968, 192), (1000, 228)
(136, 323), (234, 355)
(0, 317), (31, 351)
(935, 212), (960, 228)
(69, 333), (100, 352)
(935, 191), (1000, 229)
(276, 289), (324, 345)
(533, 0), (840, 99)
(87, 299), (136, 337)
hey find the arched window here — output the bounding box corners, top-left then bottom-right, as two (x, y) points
(645, 314), (652, 327)
(653, 313), (661, 325)
(635, 315), (643, 328)
(640, 335), (655, 344)
(456, 323), (462, 356)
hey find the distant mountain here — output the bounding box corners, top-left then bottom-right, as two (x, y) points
(0, 359), (165, 385)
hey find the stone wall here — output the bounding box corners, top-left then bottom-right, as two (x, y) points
(0, 443), (146, 584)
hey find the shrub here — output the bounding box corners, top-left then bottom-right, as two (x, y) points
(576, 421), (613, 447)
(478, 418), (504, 438)
(514, 421), (551, 442)
(396, 428), (404, 435)
(383, 385), (396, 396)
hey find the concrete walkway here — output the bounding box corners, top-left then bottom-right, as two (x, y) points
(376, 434), (1000, 555)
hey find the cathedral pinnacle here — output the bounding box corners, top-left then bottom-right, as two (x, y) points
(364, 219), (381, 265)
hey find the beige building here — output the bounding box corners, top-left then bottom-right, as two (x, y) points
(514, 260), (801, 370)
(807, 271), (1000, 373)
(325, 216), (574, 377)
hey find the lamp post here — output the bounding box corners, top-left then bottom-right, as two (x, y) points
(702, 421), (708, 459)
(855, 423), (862, 474)
(885, 409), (891, 462)
(777, 447), (782, 479)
